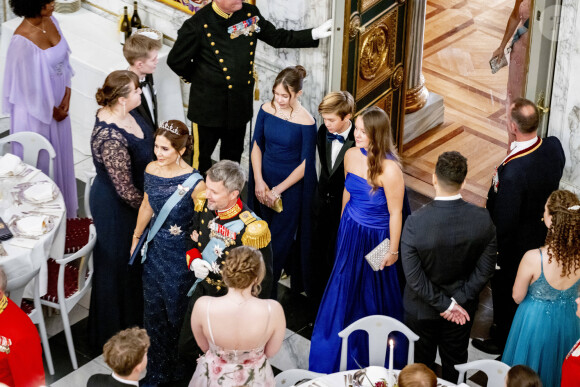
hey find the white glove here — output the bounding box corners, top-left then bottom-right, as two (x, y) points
(312, 19), (333, 40)
(191, 259), (212, 279)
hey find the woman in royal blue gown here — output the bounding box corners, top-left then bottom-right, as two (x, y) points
(309, 106), (409, 373)
(249, 65), (317, 296)
(503, 190), (580, 386)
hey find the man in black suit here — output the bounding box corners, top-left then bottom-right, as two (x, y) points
(87, 327), (149, 387)
(167, 0), (332, 173)
(123, 33), (162, 132)
(472, 98), (566, 354)
(308, 91), (355, 305)
(401, 151), (497, 381)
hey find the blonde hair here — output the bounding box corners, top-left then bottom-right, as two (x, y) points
(123, 34), (162, 65)
(318, 91), (355, 120)
(103, 327), (150, 377)
(398, 364), (437, 387)
(222, 246), (265, 297)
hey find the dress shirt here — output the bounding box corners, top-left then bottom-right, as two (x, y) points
(112, 373), (139, 386)
(330, 123), (352, 168)
(140, 77), (155, 123)
(502, 137), (538, 163)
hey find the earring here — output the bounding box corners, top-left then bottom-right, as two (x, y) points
(541, 217), (544, 221)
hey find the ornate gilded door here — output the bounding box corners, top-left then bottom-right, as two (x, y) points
(342, 0), (408, 147)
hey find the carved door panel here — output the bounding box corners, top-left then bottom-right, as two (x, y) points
(342, 0), (408, 147)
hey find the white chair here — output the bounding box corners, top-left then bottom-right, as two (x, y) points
(5, 267), (55, 375)
(40, 224), (97, 369)
(275, 369), (326, 386)
(0, 132), (56, 180)
(455, 359), (511, 385)
(338, 315), (420, 371)
(83, 170), (96, 218)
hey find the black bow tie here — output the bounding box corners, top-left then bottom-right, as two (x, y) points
(326, 132), (345, 143)
(139, 79), (150, 89)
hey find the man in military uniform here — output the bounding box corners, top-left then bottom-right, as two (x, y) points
(177, 160), (273, 381)
(167, 0), (332, 173)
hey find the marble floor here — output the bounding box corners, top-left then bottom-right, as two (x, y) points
(403, 0), (513, 207)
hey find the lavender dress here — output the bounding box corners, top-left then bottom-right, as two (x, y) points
(2, 17), (77, 216)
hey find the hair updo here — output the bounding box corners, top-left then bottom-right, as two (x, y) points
(545, 189), (580, 277)
(222, 246), (265, 297)
(9, 0), (52, 18)
(270, 65), (307, 114)
(96, 70), (139, 108)
(154, 120), (193, 154)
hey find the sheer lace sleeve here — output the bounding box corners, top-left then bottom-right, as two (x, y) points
(91, 123), (143, 209)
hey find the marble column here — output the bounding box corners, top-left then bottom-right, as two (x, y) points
(404, 0), (428, 114)
(403, 0), (444, 145)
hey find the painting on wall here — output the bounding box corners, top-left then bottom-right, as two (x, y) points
(157, 0), (211, 15)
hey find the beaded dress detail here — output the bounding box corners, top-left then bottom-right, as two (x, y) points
(503, 249), (580, 386)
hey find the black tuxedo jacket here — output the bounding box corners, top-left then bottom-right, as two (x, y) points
(486, 136), (565, 274)
(311, 123), (355, 260)
(87, 374), (139, 387)
(134, 73), (157, 131)
(401, 199), (497, 320)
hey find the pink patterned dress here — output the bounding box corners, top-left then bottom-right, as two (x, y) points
(506, 0), (530, 108)
(189, 300), (275, 387)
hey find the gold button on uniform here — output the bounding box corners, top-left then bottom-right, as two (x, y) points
(226, 76), (231, 80)
(250, 41), (254, 46)
(250, 61), (253, 64)
(199, 231), (202, 235)
(247, 13), (251, 16)
(219, 59), (224, 63)
(204, 208), (208, 212)
(248, 80), (251, 84)
(201, 220), (204, 224)
(250, 52), (253, 55)
(204, 24), (208, 28)
(198, 242), (202, 246)
(211, 42), (215, 46)
(228, 85), (233, 89)
(207, 33), (211, 37)
(223, 67), (227, 71)
(225, 251), (229, 255)
(215, 50), (219, 54)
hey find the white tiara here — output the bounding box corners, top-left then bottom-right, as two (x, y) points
(160, 121), (180, 135)
(568, 205), (580, 211)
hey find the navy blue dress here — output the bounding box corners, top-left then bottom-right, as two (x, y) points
(248, 107), (317, 294)
(88, 111), (153, 350)
(309, 150), (408, 373)
(142, 172), (200, 386)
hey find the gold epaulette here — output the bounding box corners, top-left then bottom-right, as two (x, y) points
(240, 211), (271, 249)
(194, 190), (207, 212)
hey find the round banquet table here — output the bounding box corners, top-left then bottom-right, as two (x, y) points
(304, 366), (459, 386)
(0, 155), (66, 297)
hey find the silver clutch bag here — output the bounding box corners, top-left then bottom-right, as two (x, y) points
(365, 238), (390, 271)
(490, 54), (508, 74)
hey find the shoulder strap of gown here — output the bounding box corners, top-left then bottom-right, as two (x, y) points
(538, 248), (544, 274)
(206, 299), (216, 345)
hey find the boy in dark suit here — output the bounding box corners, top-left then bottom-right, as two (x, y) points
(123, 33), (162, 132)
(401, 151), (497, 381)
(307, 91), (355, 306)
(87, 328), (149, 387)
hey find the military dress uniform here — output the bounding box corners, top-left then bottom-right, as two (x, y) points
(178, 193), (273, 379)
(167, 2), (319, 173)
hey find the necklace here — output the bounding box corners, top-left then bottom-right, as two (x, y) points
(226, 289), (253, 306)
(275, 102), (301, 121)
(25, 18), (46, 34)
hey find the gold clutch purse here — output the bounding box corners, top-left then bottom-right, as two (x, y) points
(264, 188), (283, 213)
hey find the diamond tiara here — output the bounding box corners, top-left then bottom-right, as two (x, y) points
(160, 121), (180, 135)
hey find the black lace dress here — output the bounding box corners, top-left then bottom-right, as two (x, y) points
(87, 111), (154, 350)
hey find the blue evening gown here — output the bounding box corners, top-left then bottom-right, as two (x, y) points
(309, 149), (407, 373)
(502, 249), (580, 387)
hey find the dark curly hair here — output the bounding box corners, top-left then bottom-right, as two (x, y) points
(222, 246), (265, 297)
(9, 0), (53, 18)
(545, 190), (580, 278)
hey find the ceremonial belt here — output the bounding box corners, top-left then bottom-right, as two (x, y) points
(140, 173), (203, 263)
(187, 211), (259, 296)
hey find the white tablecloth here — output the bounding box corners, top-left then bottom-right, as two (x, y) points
(0, 158), (66, 297)
(0, 8), (185, 155)
(306, 366), (458, 387)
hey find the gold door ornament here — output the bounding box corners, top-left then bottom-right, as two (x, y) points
(349, 12), (363, 40)
(359, 24), (389, 81)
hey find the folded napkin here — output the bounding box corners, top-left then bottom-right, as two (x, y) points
(16, 215), (48, 236)
(23, 182), (54, 202)
(22, 167), (41, 183)
(8, 237), (37, 249)
(0, 153), (23, 175)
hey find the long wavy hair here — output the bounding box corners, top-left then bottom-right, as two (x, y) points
(358, 106), (399, 190)
(545, 190), (580, 277)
